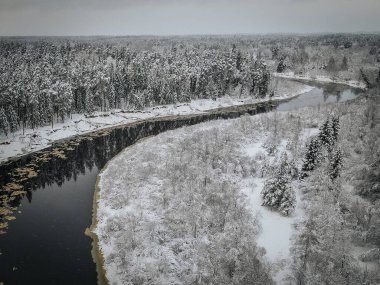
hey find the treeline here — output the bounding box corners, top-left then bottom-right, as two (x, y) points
(0, 39), (271, 136)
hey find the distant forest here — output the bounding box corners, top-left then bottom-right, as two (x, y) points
(0, 34), (379, 135)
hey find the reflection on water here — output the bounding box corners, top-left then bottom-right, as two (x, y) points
(0, 103), (275, 285)
(277, 82), (362, 112)
(0, 82), (362, 285)
(0, 132), (135, 284)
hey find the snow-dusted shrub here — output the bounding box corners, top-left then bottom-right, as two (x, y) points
(96, 121), (274, 285)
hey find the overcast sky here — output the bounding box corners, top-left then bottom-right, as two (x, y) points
(0, 0), (379, 36)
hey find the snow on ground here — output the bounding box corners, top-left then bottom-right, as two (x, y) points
(95, 96), (380, 284)
(274, 72), (367, 89)
(0, 80), (313, 163)
(95, 107), (322, 284)
(239, 128), (318, 283)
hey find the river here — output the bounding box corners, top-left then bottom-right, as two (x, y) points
(0, 81), (362, 285)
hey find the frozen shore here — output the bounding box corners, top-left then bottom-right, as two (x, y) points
(0, 80), (313, 163)
(273, 72), (367, 89)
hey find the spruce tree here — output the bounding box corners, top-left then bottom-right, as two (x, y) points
(277, 60), (286, 73)
(0, 107), (10, 136)
(319, 116), (339, 152)
(108, 84), (116, 109)
(261, 153), (296, 215)
(301, 136), (322, 178)
(7, 105), (19, 133)
(331, 115), (340, 142)
(318, 118), (331, 146)
(327, 57), (337, 73)
(341, 56), (348, 71)
(236, 50), (242, 71)
(85, 88), (95, 114)
(329, 148), (343, 180)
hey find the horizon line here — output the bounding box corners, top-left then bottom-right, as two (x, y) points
(1, 31), (380, 38)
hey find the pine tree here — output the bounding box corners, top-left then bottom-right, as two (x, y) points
(326, 57), (337, 73)
(261, 153), (296, 215)
(236, 50), (242, 71)
(341, 56), (348, 71)
(318, 117), (337, 152)
(328, 148), (343, 180)
(319, 118), (331, 145)
(0, 107), (10, 136)
(277, 60), (286, 73)
(331, 115), (340, 142)
(85, 88), (95, 114)
(271, 46), (279, 59)
(301, 136), (322, 178)
(108, 83), (116, 109)
(7, 105), (19, 133)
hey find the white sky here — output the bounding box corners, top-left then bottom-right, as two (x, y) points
(0, 0), (379, 36)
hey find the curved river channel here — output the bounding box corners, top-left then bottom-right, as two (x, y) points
(0, 81), (362, 284)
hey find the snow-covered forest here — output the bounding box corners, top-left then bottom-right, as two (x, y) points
(0, 34), (379, 137)
(0, 33), (380, 285)
(96, 91), (379, 284)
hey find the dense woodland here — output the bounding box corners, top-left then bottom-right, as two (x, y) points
(0, 34), (380, 136)
(0, 34), (379, 284)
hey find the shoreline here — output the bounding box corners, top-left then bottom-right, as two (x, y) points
(85, 162), (111, 285)
(86, 136), (153, 285)
(0, 82), (313, 165)
(273, 72), (367, 89)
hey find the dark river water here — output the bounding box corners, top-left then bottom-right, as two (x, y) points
(0, 81), (362, 285)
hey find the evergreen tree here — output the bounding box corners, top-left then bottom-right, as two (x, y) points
(341, 56), (348, 71)
(328, 148), (343, 180)
(301, 136), (323, 178)
(108, 83), (116, 109)
(0, 107), (10, 136)
(271, 46), (279, 60)
(277, 59), (286, 73)
(261, 153), (296, 215)
(319, 116), (339, 152)
(331, 115), (340, 142)
(7, 105), (19, 133)
(236, 50), (242, 71)
(85, 88), (95, 114)
(326, 57), (337, 73)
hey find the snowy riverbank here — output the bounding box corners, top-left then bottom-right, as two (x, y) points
(0, 80), (313, 163)
(273, 72), (367, 89)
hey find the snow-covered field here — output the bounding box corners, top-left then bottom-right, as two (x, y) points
(0, 80), (313, 163)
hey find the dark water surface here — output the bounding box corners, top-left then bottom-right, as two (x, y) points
(0, 81), (362, 285)
(277, 81), (361, 111)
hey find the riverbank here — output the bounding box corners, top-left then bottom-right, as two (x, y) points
(273, 72), (367, 89)
(85, 165), (112, 285)
(0, 80), (313, 164)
